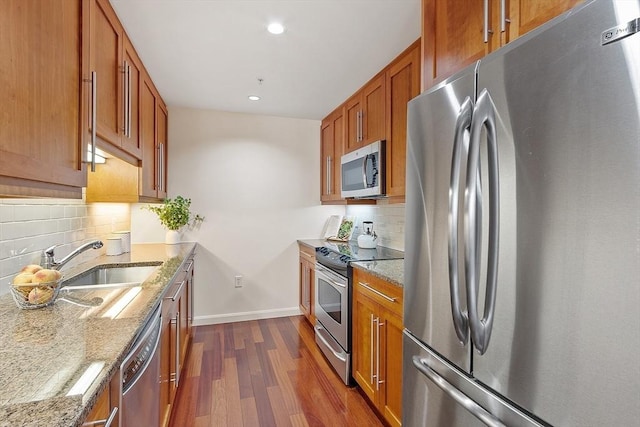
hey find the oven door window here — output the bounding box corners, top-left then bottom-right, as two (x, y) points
(317, 276), (342, 324)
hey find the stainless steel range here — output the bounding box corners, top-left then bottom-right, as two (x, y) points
(314, 242), (403, 385)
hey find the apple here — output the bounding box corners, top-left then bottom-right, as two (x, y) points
(32, 269), (61, 284)
(20, 264), (42, 274)
(28, 287), (54, 305)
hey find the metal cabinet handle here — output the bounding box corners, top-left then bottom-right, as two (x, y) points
(465, 89), (500, 355)
(126, 62), (132, 137)
(122, 61), (128, 135)
(328, 156), (332, 194)
(301, 251), (314, 261)
(376, 318), (383, 391)
(165, 280), (185, 302)
(184, 260), (194, 272)
(175, 310), (180, 387)
(359, 281), (396, 302)
(90, 71), (97, 172)
(83, 406), (119, 427)
(449, 97), (473, 346)
(483, 0), (493, 42)
(412, 356), (506, 427)
(500, 0), (509, 32)
(370, 314), (375, 385)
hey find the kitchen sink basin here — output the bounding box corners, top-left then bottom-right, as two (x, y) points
(62, 265), (160, 288)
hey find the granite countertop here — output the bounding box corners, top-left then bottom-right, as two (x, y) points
(351, 259), (404, 287)
(0, 242), (196, 427)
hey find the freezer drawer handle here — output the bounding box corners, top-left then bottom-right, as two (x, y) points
(412, 356), (506, 427)
(465, 88), (500, 355)
(448, 96), (473, 346)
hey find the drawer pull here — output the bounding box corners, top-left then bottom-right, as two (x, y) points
(359, 281), (397, 302)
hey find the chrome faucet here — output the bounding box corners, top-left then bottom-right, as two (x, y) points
(41, 240), (104, 270)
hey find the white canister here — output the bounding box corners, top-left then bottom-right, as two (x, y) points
(106, 237), (123, 256)
(114, 231), (131, 253)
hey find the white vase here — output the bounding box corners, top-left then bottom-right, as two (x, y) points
(165, 230), (181, 245)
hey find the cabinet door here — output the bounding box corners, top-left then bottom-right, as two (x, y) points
(139, 75), (159, 199)
(320, 107), (344, 202)
(91, 0), (123, 147)
(380, 309), (403, 427)
(507, 0), (582, 42)
(352, 290), (378, 402)
(0, 0), (87, 195)
(121, 37), (142, 159)
(386, 41), (420, 200)
(345, 94), (363, 153)
(422, 0), (494, 89)
(362, 74), (386, 144)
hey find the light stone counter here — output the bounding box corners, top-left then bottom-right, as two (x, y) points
(0, 242), (196, 427)
(351, 259), (404, 287)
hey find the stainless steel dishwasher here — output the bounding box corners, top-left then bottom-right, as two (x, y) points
(119, 305), (161, 427)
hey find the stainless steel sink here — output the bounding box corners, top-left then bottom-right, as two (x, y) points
(62, 265), (159, 288)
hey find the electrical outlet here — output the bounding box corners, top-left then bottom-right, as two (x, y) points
(234, 275), (243, 288)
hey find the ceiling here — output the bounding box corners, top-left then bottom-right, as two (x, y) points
(110, 0), (421, 121)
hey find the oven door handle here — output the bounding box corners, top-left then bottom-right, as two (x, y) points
(315, 265), (347, 289)
(314, 323), (347, 362)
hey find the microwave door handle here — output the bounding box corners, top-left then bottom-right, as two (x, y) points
(362, 154), (369, 188)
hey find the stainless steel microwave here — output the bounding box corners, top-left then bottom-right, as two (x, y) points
(341, 140), (385, 198)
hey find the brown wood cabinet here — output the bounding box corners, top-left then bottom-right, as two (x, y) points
(82, 374), (120, 427)
(345, 74), (386, 153)
(320, 107), (345, 203)
(139, 73), (168, 201)
(0, 0), (88, 198)
(160, 256), (194, 427)
(89, 0), (146, 163)
(422, 0), (581, 90)
(352, 268), (403, 427)
(298, 244), (316, 324)
(385, 40), (421, 201)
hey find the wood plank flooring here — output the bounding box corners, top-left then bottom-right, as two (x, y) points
(170, 315), (384, 427)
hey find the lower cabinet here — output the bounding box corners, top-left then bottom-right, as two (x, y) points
(82, 374), (120, 427)
(298, 244), (316, 324)
(160, 255), (194, 427)
(352, 267), (404, 427)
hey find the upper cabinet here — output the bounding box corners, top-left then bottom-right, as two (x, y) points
(321, 39), (421, 204)
(139, 74), (168, 201)
(385, 40), (421, 201)
(0, 0), (88, 198)
(320, 107), (345, 203)
(90, 0), (144, 163)
(345, 74), (386, 152)
(422, 0), (582, 89)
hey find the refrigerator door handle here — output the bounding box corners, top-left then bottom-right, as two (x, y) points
(449, 96), (473, 345)
(412, 356), (506, 427)
(466, 88), (500, 355)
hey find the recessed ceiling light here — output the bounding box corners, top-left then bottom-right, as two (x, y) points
(248, 95), (261, 101)
(267, 22), (285, 35)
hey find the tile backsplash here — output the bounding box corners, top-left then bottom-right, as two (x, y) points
(346, 202), (405, 251)
(0, 199), (130, 294)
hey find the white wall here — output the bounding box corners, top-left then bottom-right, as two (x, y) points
(137, 107), (344, 324)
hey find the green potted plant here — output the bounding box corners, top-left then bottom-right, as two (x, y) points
(146, 196), (204, 244)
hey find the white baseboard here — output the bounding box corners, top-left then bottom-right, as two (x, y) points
(193, 306), (302, 326)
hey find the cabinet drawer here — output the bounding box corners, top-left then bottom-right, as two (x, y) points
(299, 244), (316, 262)
(353, 268), (403, 317)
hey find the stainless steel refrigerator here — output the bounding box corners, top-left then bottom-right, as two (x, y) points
(403, 1), (640, 425)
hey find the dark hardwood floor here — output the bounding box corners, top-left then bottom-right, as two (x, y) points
(169, 315), (384, 427)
